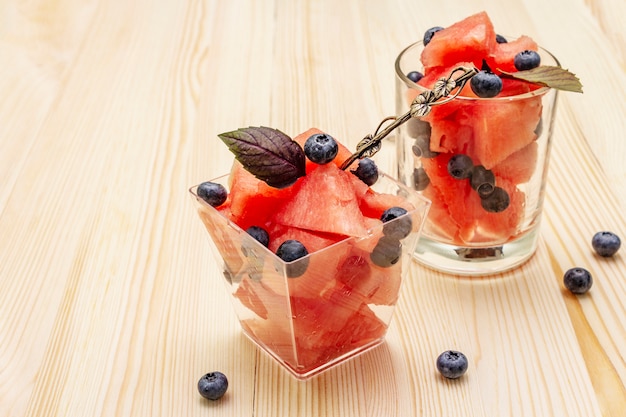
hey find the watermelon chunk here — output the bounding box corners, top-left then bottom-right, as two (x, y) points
(421, 12), (497, 70)
(273, 163), (369, 237)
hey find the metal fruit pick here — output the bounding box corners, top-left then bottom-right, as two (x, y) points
(340, 66), (478, 170)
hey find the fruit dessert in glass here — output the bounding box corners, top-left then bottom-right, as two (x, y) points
(190, 127), (430, 379)
(395, 12), (580, 275)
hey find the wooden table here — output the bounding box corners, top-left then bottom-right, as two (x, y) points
(2, 1), (625, 416)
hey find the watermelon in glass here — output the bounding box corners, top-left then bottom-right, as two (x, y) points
(190, 129), (430, 379)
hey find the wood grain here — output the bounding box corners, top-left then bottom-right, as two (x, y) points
(1, 0), (625, 416)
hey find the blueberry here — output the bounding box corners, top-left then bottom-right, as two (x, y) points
(370, 236), (402, 268)
(447, 154), (474, 179)
(514, 50), (541, 71)
(412, 134), (438, 158)
(470, 165), (496, 198)
(304, 133), (339, 165)
(436, 350), (468, 379)
(276, 239), (309, 277)
(470, 69), (503, 98)
(495, 34), (508, 44)
(563, 267), (593, 294)
(381, 206), (412, 239)
(423, 26), (444, 46)
(246, 226), (270, 248)
(198, 371), (228, 400)
(413, 167), (430, 191)
(351, 158), (379, 186)
(591, 231), (621, 257)
(480, 186), (510, 213)
(407, 71), (424, 83)
(197, 182), (228, 207)
(407, 118), (432, 141)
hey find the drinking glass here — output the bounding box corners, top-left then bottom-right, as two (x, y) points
(190, 172), (430, 379)
(395, 40), (559, 275)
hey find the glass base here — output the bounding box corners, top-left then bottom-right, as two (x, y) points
(414, 228), (539, 276)
(242, 328), (385, 380)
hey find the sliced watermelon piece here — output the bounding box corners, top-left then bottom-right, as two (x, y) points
(420, 12), (497, 69)
(488, 35), (538, 74)
(273, 163), (369, 237)
(470, 95), (542, 168)
(227, 162), (297, 230)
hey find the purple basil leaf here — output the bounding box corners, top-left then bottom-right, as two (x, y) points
(218, 126), (306, 188)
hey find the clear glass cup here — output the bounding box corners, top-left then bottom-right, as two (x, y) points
(190, 172), (430, 379)
(395, 40), (559, 275)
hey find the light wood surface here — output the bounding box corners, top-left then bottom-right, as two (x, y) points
(1, 0), (625, 416)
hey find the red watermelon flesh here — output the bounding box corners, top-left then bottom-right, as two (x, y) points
(420, 11), (497, 69)
(492, 141), (538, 184)
(487, 35), (538, 74)
(421, 153), (525, 244)
(227, 162), (297, 230)
(273, 163), (369, 237)
(470, 95), (542, 168)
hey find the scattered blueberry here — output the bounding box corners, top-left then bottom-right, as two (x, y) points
(480, 186), (510, 213)
(197, 182), (228, 207)
(276, 239), (309, 277)
(198, 371), (228, 400)
(514, 50), (541, 71)
(436, 350), (468, 379)
(351, 158), (379, 186)
(563, 267), (593, 294)
(304, 133), (339, 165)
(470, 166), (496, 198)
(495, 34), (508, 44)
(470, 68), (503, 98)
(423, 26), (444, 45)
(381, 206), (412, 239)
(246, 226), (270, 248)
(591, 231), (621, 257)
(413, 167), (430, 191)
(447, 154), (474, 179)
(370, 236), (402, 268)
(407, 71), (424, 83)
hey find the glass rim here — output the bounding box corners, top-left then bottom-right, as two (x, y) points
(394, 38), (561, 102)
(189, 171), (431, 266)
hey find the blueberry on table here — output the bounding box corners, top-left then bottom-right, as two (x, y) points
(563, 267), (593, 294)
(591, 231), (621, 257)
(436, 350), (468, 379)
(447, 154), (474, 179)
(276, 239), (309, 277)
(381, 206), (412, 239)
(351, 158), (379, 186)
(514, 50), (541, 71)
(197, 181), (228, 207)
(198, 371), (228, 400)
(423, 26), (444, 45)
(304, 133), (339, 165)
(470, 69), (503, 98)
